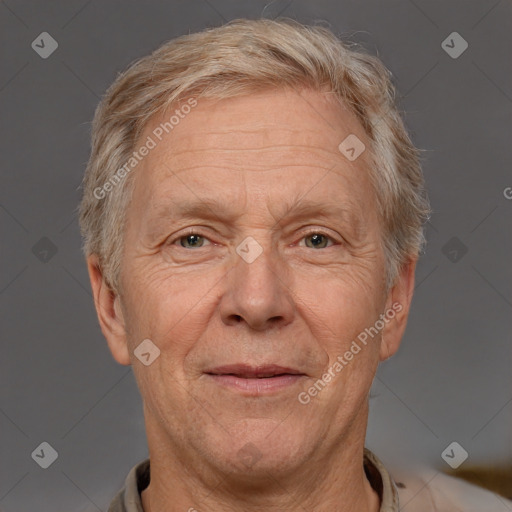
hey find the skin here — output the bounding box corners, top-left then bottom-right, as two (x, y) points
(87, 87), (416, 512)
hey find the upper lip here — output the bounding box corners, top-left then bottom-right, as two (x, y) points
(205, 364), (305, 378)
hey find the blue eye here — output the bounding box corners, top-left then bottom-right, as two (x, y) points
(302, 232), (335, 249)
(177, 233), (210, 248)
(170, 230), (336, 250)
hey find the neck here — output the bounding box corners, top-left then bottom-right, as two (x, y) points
(141, 408), (380, 512)
(143, 473), (379, 512)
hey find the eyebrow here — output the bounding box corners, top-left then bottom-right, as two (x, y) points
(148, 196), (363, 234)
(272, 199), (360, 227)
(150, 198), (240, 224)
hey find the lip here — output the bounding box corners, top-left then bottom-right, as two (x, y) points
(204, 364), (306, 395)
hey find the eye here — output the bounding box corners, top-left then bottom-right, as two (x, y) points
(301, 231), (336, 249)
(173, 231), (212, 249)
(168, 229), (337, 250)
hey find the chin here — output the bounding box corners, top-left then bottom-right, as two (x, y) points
(201, 421), (312, 481)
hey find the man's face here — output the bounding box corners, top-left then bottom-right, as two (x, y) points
(98, 88), (409, 479)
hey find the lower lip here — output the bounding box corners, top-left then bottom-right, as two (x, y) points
(206, 374), (305, 394)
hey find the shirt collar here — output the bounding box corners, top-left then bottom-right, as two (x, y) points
(364, 448), (400, 511)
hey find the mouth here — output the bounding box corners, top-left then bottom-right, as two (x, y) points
(204, 364), (306, 395)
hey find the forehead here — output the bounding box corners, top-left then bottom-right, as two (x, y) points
(131, 87), (374, 215)
(142, 88), (365, 162)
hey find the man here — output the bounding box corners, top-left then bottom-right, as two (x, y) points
(79, 17), (507, 512)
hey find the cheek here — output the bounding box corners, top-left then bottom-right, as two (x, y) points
(297, 261), (384, 331)
(297, 279), (381, 422)
(293, 262), (385, 384)
(121, 263), (223, 364)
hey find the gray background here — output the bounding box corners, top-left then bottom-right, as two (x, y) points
(1, 0), (511, 510)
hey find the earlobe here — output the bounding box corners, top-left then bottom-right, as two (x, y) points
(380, 335), (391, 361)
(87, 255), (131, 366)
(379, 258), (417, 361)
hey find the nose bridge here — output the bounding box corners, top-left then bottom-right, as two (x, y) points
(233, 234), (280, 306)
(220, 233), (294, 330)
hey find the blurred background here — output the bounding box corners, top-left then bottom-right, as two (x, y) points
(1, 0), (511, 509)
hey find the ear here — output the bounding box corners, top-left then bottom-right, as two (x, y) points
(379, 257), (417, 361)
(87, 254), (131, 366)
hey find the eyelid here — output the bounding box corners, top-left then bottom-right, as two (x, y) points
(297, 228), (340, 247)
(167, 226), (341, 248)
(168, 227), (213, 247)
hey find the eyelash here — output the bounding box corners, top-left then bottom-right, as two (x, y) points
(170, 228), (339, 248)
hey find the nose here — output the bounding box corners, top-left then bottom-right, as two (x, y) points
(219, 237), (295, 332)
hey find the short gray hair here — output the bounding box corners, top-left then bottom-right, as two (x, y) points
(79, 17), (430, 292)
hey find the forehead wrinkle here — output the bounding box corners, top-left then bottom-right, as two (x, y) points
(175, 125), (342, 144)
(144, 115), (353, 155)
(164, 144), (340, 157)
(173, 125), (305, 136)
(146, 147), (356, 182)
(153, 163), (343, 178)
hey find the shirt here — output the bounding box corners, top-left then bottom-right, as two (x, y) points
(107, 448), (510, 511)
